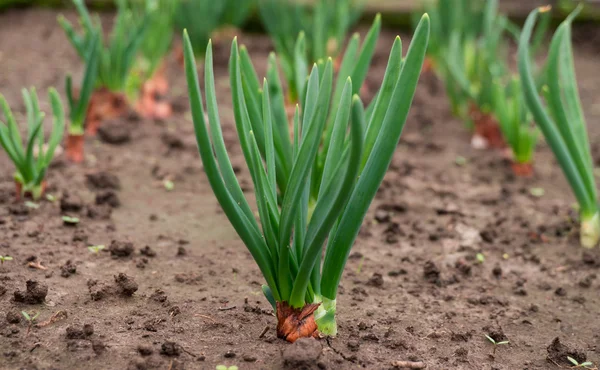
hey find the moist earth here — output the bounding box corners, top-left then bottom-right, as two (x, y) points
(1, 8), (600, 370)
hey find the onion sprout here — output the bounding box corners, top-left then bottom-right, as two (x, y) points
(0, 88), (65, 200)
(59, 0), (148, 93)
(183, 14), (429, 339)
(519, 5), (599, 248)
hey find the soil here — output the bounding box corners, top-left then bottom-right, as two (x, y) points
(1, 7), (600, 370)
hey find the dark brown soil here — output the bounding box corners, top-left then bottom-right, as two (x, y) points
(2, 8), (600, 370)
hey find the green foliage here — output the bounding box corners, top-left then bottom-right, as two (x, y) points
(0, 255), (13, 264)
(59, 0), (148, 92)
(183, 14), (429, 335)
(64, 32), (99, 135)
(492, 76), (538, 164)
(174, 0), (255, 56)
(0, 88), (65, 200)
(134, 0), (176, 78)
(519, 5), (600, 248)
(259, 0), (365, 102)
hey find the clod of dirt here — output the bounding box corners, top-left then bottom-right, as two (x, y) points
(367, 272), (384, 287)
(160, 341), (181, 357)
(243, 354), (257, 362)
(161, 131), (185, 150)
(140, 246), (156, 257)
(150, 289), (168, 303)
(109, 240), (134, 258)
(546, 337), (587, 366)
(483, 326), (508, 343)
(492, 264), (502, 278)
(374, 209), (391, 223)
(455, 259), (472, 276)
(176, 246), (187, 257)
(97, 122), (132, 145)
(87, 204), (112, 220)
(60, 192), (84, 213)
(224, 350), (236, 358)
(6, 310), (21, 324)
(66, 325), (93, 339)
(86, 172), (121, 190)
(92, 339), (106, 355)
(13, 279), (48, 304)
(88, 280), (113, 301)
(114, 273), (138, 296)
(138, 345), (153, 356)
(282, 337), (322, 370)
(9, 203), (30, 216)
(60, 260), (77, 278)
(72, 229), (88, 243)
(423, 260), (441, 285)
(95, 191), (120, 208)
(0, 286), (6, 296)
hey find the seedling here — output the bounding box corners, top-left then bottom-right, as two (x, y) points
(62, 216), (80, 225)
(25, 201), (40, 209)
(485, 334), (509, 356)
(529, 187), (545, 198)
(216, 366), (238, 370)
(46, 194), (56, 202)
(0, 88), (65, 200)
(519, 6), (600, 248)
(567, 356), (596, 369)
(88, 245), (106, 254)
(183, 13), (429, 342)
(476, 253), (485, 264)
(164, 179), (174, 191)
(22, 311), (40, 335)
(0, 256), (13, 264)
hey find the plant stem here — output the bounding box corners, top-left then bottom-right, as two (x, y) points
(581, 211), (600, 248)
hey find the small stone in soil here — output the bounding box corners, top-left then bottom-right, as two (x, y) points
(114, 273), (138, 296)
(109, 240), (134, 258)
(97, 122), (132, 145)
(13, 280), (48, 304)
(160, 341), (181, 357)
(282, 338), (322, 369)
(95, 191), (120, 208)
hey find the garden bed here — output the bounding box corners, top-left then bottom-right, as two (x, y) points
(1, 7), (600, 370)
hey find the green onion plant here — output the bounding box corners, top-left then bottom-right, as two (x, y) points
(259, 0), (365, 103)
(183, 13), (430, 338)
(492, 76), (538, 173)
(0, 88), (65, 200)
(59, 0), (148, 93)
(519, 6), (599, 248)
(175, 0), (254, 56)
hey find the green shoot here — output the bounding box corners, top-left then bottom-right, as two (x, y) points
(519, 6), (600, 248)
(62, 216), (80, 225)
(259, 0), (365, 102)
(0, 255), (13, 264)
(22, 311), (40, 335)
(88, 245), (106, 253)
(568, 356), (596, 369)
(485, 334), (509, 356)
(175, 0), (254, 56)
(183, 13), (429, 340)
(216, 366), (238, 370)
(59, 0), (148, 93)
(164, 179), (174, 191)
(133, 0), (176, 82)
(25, 201), (40, 209)
(492, 76), (538, 172)
(64, 33), (100, 136)
(476, 253), (485, 264)
(0, 88), (65, 200)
